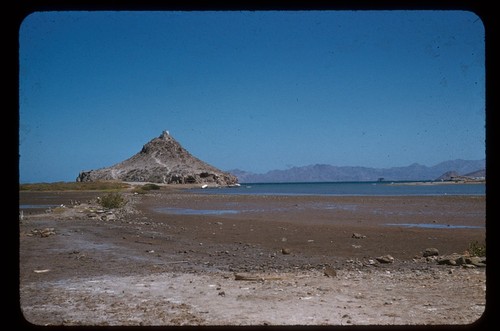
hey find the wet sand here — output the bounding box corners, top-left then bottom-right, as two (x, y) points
(137, 192), (486, 263)
(18, 189), (488, 326)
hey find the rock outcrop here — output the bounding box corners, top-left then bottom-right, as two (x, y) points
(76, 131), (238, 186)
(435, 169), (486, 182)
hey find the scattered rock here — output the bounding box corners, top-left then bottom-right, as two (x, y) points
(101, 213), (117, 221)
(234, 273), (283, 281)
(422, 248), (439, 257)
(323, 267), (337, 278)
(376, 255), (394, 264)
(467, 256), (486, 267)
(30, 228), (56, 238)
(352, 233), (366, 239)
(437, 254), (486, 267)
(281, 248), (291, 255)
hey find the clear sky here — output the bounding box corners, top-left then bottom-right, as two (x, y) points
(19, 10), (485, 183)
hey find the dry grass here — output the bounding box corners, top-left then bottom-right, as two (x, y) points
(19, 181), (131, 192)
(131, 183), (162, 194)
(467, 240), (486, 257)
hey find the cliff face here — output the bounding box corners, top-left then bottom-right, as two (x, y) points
(76, 131), (238, 186)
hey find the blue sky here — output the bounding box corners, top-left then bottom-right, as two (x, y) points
(19, 10), (485, 183)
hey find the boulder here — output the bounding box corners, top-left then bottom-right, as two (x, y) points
(422, 248), (439, 257)
(376, 255), (394, 264)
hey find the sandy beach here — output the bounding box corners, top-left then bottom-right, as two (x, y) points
(18, 188), (487, 326)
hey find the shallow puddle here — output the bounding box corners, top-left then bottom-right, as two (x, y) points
(154, 207), (240, 215)
(19, 204), (60, 209)
(384, 223), (484, 229)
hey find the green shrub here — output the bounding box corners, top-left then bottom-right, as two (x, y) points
(142, 183), (161, 191)
(132, 183), (161, 194)
(467, 240), (486, 257)
(99, 192), (126, 209)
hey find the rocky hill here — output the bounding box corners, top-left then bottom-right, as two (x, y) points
(76, 131), (238, 186)
(436, 169), (486, 181)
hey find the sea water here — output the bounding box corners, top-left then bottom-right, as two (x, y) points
(192, 181), (486, 196)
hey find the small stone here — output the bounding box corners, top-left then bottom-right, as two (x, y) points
(324, 267), (337, 278)
(376, 255), (394, 264)
(352, 233), (366, 239)
(423, 248), (439, 257)
(281, 248), (291, 255)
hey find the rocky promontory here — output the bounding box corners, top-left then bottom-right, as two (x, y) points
(76, 131), (238, 186)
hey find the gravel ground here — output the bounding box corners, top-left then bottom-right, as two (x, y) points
(18, 190), (488, 326)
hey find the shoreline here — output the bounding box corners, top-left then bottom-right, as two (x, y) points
(386, 180), (485, 186)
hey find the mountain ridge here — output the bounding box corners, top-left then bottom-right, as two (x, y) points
(229, 159), (485, 183)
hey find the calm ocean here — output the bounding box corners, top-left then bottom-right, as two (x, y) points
(192, 181), (486, 196)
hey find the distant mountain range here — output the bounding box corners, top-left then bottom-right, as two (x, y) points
(75, 131), (484, 186)
(229, 159), (486, 183)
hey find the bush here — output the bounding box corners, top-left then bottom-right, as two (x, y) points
(99, 192), (126, 209)
(132, 183), (161, 194)
(142, 183), (161, 191)
(467, 240), (486, 257)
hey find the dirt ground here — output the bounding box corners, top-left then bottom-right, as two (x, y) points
(17, 188), (488, 327)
